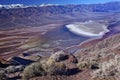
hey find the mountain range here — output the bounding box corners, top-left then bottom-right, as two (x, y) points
(0, 1), (120, 29)
(0, 2), (120, 12)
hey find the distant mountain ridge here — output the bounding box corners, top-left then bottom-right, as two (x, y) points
(0, 1), (120, 12)
(0, 4), (59, 9)
(0, 1), (120, 29)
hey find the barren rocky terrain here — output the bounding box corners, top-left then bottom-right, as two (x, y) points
(0, 1), (120, 80)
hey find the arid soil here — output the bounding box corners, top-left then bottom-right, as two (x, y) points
(0, 23), (63, 60)
(0, 2), (120, 80)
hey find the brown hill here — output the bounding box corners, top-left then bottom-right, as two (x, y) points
(74, 34), (120, 80)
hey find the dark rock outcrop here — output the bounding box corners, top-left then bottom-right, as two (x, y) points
(49, 50), (68, 62)
(67, 54), (78, 63)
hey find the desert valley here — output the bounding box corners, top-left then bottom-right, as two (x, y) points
(0, 1), (120, 80)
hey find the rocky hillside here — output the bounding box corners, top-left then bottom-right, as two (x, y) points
(76, 34), (120, 53)
(74, 34), (120, 80)
(0, 33), (119, 80)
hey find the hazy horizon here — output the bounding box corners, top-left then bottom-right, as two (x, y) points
(0, 0), (120, 5)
